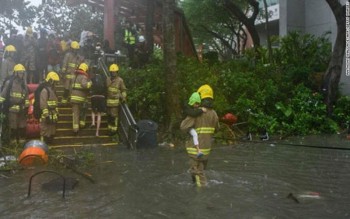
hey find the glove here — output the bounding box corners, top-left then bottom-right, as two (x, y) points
(45, 116), (52, 123)
(46, 114), (58, 124)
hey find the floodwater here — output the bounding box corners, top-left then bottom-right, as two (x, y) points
(1, 135), (350, 219)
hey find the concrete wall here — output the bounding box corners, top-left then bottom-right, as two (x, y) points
(256, 0), (349, 94)
(279, 0), (305, 36)
(304, 0), (349, 95)
(277, 0), (349, 95)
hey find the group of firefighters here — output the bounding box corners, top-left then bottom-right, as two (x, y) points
(0, 27), (219, 187)
(0, 38), (127, 145)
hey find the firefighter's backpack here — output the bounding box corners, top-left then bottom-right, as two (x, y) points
(0, 75), (15, 113)
(33, 83), (49, 120)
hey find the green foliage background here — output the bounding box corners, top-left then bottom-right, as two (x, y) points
(123, 31), (350, 138)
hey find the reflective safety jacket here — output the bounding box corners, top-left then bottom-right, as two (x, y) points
(124, 29), (136, 45)
(180, 108), (219, 158)
(0, 77), (29, 113)
(106, 76), (127, 107)
(70, 70), (92, 104)
(40, 84), (58, 121)
(61, 51), (80, 80)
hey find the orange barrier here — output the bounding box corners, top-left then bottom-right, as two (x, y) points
(18, 140), (48, 167)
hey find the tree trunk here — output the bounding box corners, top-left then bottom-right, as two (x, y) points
(263, 0), (273, 62)
(224, 0), (261, 48)
(162, 0), (181, 138)
(146, 0), (155, 54)
(323, 0), (346, 115)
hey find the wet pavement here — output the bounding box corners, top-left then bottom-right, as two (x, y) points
(1, 134), (350, 218)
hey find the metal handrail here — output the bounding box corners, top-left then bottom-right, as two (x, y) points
(119, 103), (138, 149)
(27, 170), (66, 198)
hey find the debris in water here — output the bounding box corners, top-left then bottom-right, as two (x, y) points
(298, 191), (321, 199)
(287, 193), (299, 203)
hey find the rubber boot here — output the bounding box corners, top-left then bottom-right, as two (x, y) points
(62, 89), (69, 104)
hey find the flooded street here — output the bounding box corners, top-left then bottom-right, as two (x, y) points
(1, 135), (350, 218)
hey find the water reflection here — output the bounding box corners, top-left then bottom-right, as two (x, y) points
(1, 135), (350, 218)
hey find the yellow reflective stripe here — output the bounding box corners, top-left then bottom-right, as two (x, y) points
(10, 92), (25, 98)
(108, 87), (119, 92)
(42, 109), (49, 114)
(47, 100), (57, 107)
(68, 63), (77, 67)
(87, 81), (92, 89)
(73, 124), (79, 129)
(66, 75), (73, 79)
(195, 175), (201, 187)
(0, 97), (5, 103)
(121, 92), (127, 98)
(10, 105), (20, 110)
(107, 99), (119, 106)
(196, 127), (215, 134)
(186, 148), (211, 155)
(110, 126), (117, 131)
(73, 83), (82, 89)
(71, 95), (85, 102)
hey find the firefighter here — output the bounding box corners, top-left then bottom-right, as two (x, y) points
(180, 95), (219, 187)
(21, 27), (38, 83)
(61, 41), (81, 105)
(70, 63), (91, 135)
(0, 64), (29, 143)
(1, 45), (17, 86)
(40, 71), (60, 144)
(106, 64), (127, 137)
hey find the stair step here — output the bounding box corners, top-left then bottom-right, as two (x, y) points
(56, 121), (108, 129)
(51, 135), (116, 146)
(49, 142), (119, 149)
(35, 83), (119, 147)
(56, 128), (109, 136)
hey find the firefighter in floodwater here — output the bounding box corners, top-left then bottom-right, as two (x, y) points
(180, 87), (219, 187)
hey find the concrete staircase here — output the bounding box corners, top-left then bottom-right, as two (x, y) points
(49, 83), (118, 148)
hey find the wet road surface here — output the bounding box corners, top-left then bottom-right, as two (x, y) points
(1, 135), (350, 218)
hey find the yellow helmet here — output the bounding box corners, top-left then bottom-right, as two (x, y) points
(197, 84), (214, 99)
(5, 45), (16, 52)
(13, 64), (26, 72)
(109, 64), (119, 72)
(71, 41), (80, 49)
(46, 71), (60, 82)
(79, 63), (89, 72)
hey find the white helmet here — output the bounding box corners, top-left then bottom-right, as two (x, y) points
(138, 35), (145, 43)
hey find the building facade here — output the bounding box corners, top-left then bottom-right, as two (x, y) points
(256, 0), (349, 94)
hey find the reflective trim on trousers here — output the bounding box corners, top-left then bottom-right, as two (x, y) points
(186, 147), (211, 155)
